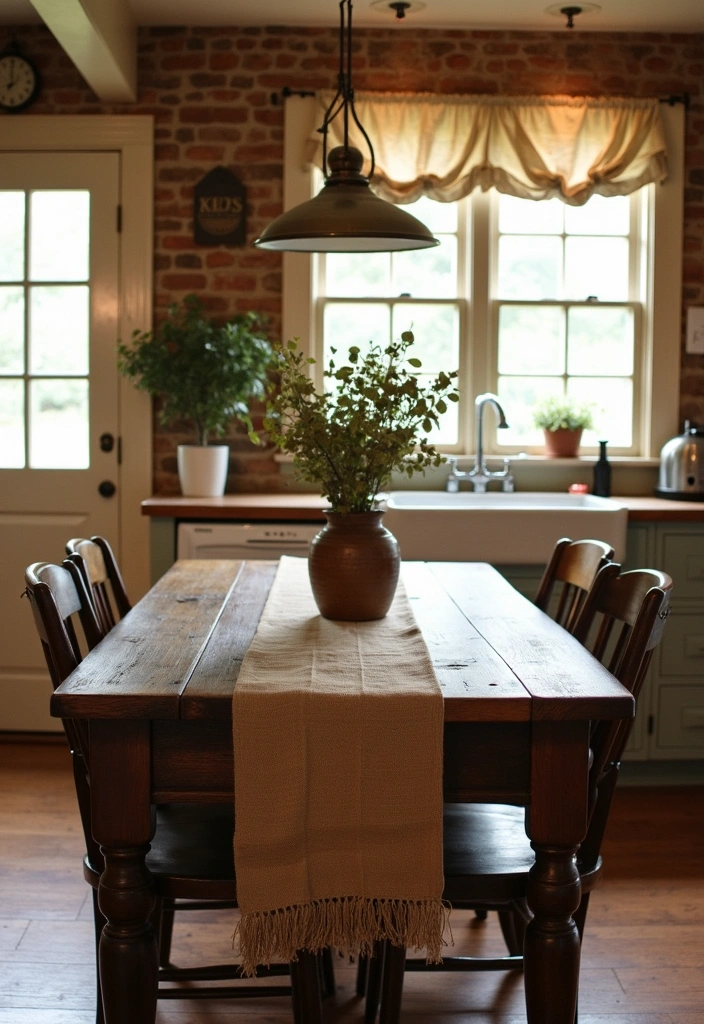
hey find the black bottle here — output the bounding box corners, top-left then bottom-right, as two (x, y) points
(593, 440), (611, 497)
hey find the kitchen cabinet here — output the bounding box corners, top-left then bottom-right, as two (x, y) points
(501, 520), (704, 772)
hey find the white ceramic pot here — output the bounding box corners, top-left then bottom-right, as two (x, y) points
(177, 445), (229, 497)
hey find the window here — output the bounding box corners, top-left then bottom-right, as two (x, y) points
(283, 98), (683, 462)
(0, 189), (91, 469)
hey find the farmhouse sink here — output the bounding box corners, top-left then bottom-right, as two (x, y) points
(382, 491), (628, 565)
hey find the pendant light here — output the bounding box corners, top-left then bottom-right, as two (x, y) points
(253, 0), (438, 253)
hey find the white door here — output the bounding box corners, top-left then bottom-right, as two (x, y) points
(0, 152), (120, 730)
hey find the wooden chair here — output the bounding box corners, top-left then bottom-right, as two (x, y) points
(371, 564), (672, 1024)
(534, 537), (615, 631)
(65, 536), (132, 634)
(23, 561), (320, 1024)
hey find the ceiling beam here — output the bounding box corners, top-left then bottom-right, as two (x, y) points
(29, 0), (137, 102)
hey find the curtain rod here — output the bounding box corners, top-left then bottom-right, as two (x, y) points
(659, 93), (690, 110)
(272, 88), (691, 110)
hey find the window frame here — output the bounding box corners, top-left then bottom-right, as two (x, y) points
(282, 96), (683, 463)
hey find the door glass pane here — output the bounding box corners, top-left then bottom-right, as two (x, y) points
(0, 286), (25, 373)
(323, 303), (391, 365)
(393, 303), (459, 373)
(498, 305), (565, 375)
(29, 286), (90, 375)
(497, 236), (562, 299)
(0, 192), (25, 281)
(0, 379), (25, 468)
(29, 190), (90, 282)
(29, 378), (89, 469)
(567, 307), (634, 376)
(565, 237), (629, 301)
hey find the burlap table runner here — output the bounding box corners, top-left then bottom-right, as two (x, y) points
(232, 556), (445, 976)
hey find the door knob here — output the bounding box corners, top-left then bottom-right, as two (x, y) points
(98, 480), (116, 498)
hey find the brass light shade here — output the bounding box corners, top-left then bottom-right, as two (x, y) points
(253, 0), (438, 254)
(254, 146), (439, 253)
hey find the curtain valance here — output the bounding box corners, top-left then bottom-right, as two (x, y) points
(306, 92), (668, 205)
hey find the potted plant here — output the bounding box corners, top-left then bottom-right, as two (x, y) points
(118, 294), (272, 496)
(263, 331), (459, 620)
(532, 395), (594, 458)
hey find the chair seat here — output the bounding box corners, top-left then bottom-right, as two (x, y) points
(442, 803), (535, 904)
(147, 803), (236, 898)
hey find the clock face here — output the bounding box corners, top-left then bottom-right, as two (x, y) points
(0, 54), (40, 112)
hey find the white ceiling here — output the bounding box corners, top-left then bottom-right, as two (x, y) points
(2, 0), (703, 33)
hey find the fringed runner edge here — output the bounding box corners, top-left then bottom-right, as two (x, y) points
(233, 895), (450, 977)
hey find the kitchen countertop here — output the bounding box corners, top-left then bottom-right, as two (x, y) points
(141, 494), (704, 522)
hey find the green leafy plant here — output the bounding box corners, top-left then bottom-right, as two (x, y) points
(532, 395), (594, 433)
(263, 331), (459, 514)
(117, 294), (272, 445)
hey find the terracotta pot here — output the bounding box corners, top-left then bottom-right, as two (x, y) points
(543, 428), (583, 458)
(308, 510), (400, 621)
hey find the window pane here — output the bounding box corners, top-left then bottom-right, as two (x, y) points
(393, 236), (457, 298)
(0, 379), (25, 468)
(496, 376), (563, 447)
(565, 237), (629, 301)
(568, 376), (633, 447)
(29, 378), (89, 468)
(497, 236), (562, 299)
(0, 286), (25, 374)
(392, 303), (459, 373)
(498, 305), (565, 375)
(29, 285), (89, 375)
(407, 195), (457, 233)
(567, 307), (634, 376)
(416, 373), (459, 446)
(0, 192), (25, 282)
(326, 252), (390, 297)
(565, 194), (629, 236)
(498, 194), (563, 234)
(29, 191), (90, 282)
(323, 303), (391, 365)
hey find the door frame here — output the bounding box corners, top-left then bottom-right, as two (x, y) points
(0, 116), (154, 601)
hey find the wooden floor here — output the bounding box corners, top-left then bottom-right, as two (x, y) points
(1, 741), (702, 1024)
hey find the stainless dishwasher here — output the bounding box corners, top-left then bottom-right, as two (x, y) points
(176, 521), (321, 560)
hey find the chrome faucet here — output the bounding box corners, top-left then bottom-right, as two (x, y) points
(446, 393), (513, 493)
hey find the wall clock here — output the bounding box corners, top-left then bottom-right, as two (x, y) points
(0, 47), (41, 113)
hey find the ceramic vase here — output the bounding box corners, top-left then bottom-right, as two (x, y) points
(308, 510), (401, 621)
(543, 428), (583, 458)
(177, 444), (229, 497)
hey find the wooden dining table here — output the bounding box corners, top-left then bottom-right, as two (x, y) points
(51, 558), (634, 1024)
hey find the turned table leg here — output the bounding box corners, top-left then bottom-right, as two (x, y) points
(524, 720), (589, 1024)
(90, 720), (157, 1024)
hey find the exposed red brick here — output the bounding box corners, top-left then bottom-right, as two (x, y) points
(213, 274), (258, 291)
(206, 251), (236, 267)
(179, 106), (248, 124)
(162, 235), (196, 250)
(185, 145), (226, 160)
(161, 55), (207, 71)
(210, 53), (240, 70)
(161, 273), (208, 290)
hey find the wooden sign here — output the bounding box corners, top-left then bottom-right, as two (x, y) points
(193, 166), (246, 246)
